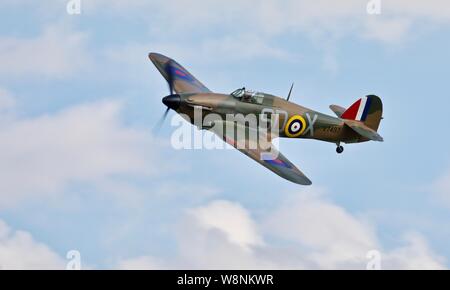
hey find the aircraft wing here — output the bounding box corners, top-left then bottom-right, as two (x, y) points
(343, 119), (384, 142)
(209, 120), (312, 185)
(148, 52), (211, 94)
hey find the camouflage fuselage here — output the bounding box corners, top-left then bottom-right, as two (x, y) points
(175, 92), (364, 144)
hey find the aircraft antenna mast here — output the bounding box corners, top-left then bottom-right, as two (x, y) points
(287, 83), (294, 101)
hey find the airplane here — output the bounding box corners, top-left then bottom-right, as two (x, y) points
(148, 52), (383, 185)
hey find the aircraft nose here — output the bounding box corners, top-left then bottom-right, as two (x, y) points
(162, 94), (181, 110)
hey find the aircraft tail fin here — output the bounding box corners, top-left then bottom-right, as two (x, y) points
(341, 95), (383, 131)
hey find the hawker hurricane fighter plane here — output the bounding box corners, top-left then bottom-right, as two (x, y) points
(149, 53), (383, 185)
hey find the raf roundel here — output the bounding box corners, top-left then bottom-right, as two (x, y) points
(285, 115), (307, 137)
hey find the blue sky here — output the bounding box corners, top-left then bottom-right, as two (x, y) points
(0, 0), (450, 269)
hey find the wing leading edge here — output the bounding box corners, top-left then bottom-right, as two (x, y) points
(209, 120), (312, 185)
(148, 52), (211, 94)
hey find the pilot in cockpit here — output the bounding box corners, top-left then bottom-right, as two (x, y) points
(231, 87), (254, 102)
(242, 90), (252, 102)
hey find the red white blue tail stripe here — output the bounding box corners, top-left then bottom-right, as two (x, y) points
(341, 96), (372, 122)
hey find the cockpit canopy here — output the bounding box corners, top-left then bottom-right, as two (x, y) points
(230, 87), (265, 104)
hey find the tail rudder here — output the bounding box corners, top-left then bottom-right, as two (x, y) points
(341, 95), (383, 131)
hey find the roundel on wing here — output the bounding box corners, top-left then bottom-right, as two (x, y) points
(284, 115), (307, 137)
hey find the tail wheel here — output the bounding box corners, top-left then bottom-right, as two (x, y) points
(336, 146), (344, 154)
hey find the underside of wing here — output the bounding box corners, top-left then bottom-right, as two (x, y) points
(208, 120), (312, 185)
(343, 119), (384, 142)
(148, 52), (211, 94)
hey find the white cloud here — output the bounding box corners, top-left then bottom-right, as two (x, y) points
(173, 200), (274, 269)
(97, 0), (450, 78)
(119, 189), (446, 269)
(383, 232), (446, 270)
(0, 219), (64, 269)
(0, 87), (15, 112)
(0, 98), (164, 208)
(264, 190), (379, 269)
(386, 0), (450, 22)
(188, 200), (264, 250)
(105, 34), (298, 70)
(0, 0), (432, 81)
(364, 17), (413, 44)
(85, 0), (450, 41)
(0, 25), (90, 78)
(199, 35), (298, 62)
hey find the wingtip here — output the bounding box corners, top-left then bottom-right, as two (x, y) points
(148, 52), (157, 61)
(291, 175), (312, 186)
(148, 52), (174, 68)
(303, 179), (313, 186)
(296, 180), (312, 186)
(148, 52), (166, 61)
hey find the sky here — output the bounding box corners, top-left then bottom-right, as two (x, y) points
(0, 0), (450, 269)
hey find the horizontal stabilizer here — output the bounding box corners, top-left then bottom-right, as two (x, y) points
(343, 119), (384, 142)
(329, 105), (346, 117)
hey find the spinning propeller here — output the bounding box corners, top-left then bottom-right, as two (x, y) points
(154, 60), (181, 132)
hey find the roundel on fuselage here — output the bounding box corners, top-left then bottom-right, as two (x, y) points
(284, 115), (307, 137)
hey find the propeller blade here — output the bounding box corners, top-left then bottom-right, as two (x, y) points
(153, 107), (170, 133)
(286, 82), (294, 101)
